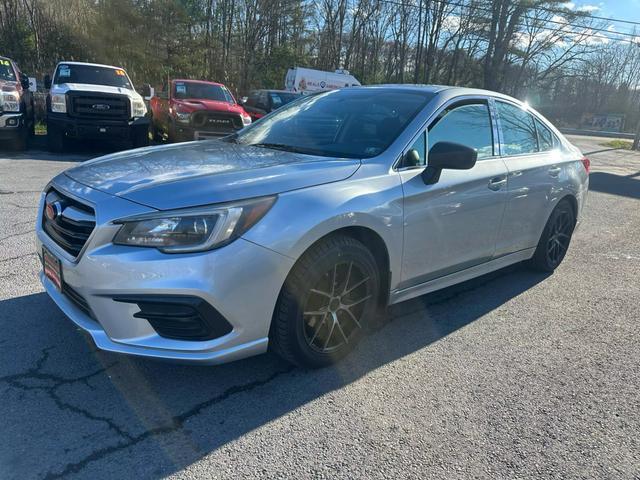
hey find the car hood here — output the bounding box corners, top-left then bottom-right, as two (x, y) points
(51, 83), (142, 101)
(176, 99), (244, 114)
(64, 141), (361, 210)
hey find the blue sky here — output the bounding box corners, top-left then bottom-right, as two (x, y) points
(567, 1), (640, 26)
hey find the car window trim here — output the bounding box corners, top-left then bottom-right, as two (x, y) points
(395, 95), (499, 172)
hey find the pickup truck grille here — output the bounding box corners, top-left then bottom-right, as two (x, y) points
(42, 188), (96, 258)
(191, 111), (243, 132)
(69, 93), (130, 120)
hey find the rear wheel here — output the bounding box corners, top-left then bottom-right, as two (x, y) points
(528, 199), (576, 272)
(270, 235), (380, 368)
(47, 125), (66, 153)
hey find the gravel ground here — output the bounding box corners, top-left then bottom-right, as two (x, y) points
(0, 135), (638, 479)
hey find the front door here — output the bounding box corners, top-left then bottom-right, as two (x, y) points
(399, 100), (509, 289)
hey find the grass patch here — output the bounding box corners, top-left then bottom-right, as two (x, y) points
(34, 122), (47, 136)
(600, 139), (633, 150)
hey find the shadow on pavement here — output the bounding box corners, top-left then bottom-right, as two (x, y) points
(0, 264), (549, 479)
(589, 171), (640, 200)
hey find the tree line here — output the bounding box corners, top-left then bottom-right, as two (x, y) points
(2, 0), (640, 133)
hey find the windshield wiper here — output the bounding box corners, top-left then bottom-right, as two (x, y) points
(249, 143), (313, 154)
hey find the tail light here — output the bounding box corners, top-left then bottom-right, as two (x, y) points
(581, 157), (590, 174)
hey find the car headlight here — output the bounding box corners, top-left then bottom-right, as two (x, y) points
(50, 94), (66, 113)
(241, 112), (252, 126)
(1, 90), (20, 112)
(132, 98), (147, 118)
(113, 196), (276, 253)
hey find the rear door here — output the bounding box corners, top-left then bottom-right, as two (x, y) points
(399, 99), (509, 288)
(493, 100), (560, 256)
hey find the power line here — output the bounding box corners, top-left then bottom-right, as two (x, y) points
(375, 0), (640, 46)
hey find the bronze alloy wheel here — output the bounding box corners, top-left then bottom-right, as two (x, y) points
(302, 261), (372, 353)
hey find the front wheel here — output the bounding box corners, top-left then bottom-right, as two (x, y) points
(47, 125), (66, 152)
(270, 235), (380, 368)
(528, 199), (576, 272)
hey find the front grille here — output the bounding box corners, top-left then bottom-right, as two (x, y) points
(191, 111), (243, 131)
(42, 188), (95, 257)
(69, 93), (130, 120)
(63, 284), (94, 319)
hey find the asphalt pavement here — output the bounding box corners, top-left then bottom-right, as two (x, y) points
(0, 135), (638, 479)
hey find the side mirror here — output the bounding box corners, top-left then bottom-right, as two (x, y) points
(141, 83), (151, 97)
(421, 141), (477, 185)
(44, 74), (51, 89)
(20, 74), (30, 89)
(239, 96), (248, 105)
(403, 149), (422, 168)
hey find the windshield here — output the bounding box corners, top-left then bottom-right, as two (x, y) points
(0, 58), (16, 82)
(174, 82), (234, 103)
(230, 88), (433, 158)
(53, 64), (132, 89)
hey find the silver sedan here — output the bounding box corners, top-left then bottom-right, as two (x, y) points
(36, 85), (589, 367)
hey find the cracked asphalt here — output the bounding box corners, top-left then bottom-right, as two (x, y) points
(0, 136), (638, 479)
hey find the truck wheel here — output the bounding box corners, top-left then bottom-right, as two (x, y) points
(47, 125), (66, 153)
(131, 128), (150, 149)
(8, 130), (27, 151)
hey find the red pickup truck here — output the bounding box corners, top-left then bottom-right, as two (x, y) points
(149, 79), (251, 142)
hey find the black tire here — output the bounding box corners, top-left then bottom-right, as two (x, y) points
(528, 199), (576, 272)
(131, 128), (150, 149)
(47, 125), (66, 153)
(270, 234), (380, 368)
(7, 129), (27, 151)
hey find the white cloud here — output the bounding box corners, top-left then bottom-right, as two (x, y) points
(562, 2), (576, 9)
(577, 4), (600, 12)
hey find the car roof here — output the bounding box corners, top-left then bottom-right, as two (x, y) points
(173, 79), (225, 87)
(252, 89), (300, 94)
(362, 84), (523, 103)
(56, 61), (125, 71)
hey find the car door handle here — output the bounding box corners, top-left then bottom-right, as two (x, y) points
(548, 166), (561, 177)
(488, 177), (507, 191)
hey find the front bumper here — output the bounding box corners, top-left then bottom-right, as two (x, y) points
(47, 113), (149, 141)
(0, 113), (24, 139)
(36, 176), (294, 364)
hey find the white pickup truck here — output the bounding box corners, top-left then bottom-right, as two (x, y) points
(44, 61), (149, 152)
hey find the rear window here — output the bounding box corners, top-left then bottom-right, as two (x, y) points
(53, 64), (132, 89)
(0, 58), (16, 82)
(232, 88), (433, 158)
(174, 82), (234, 103)
(269, 91), (300, 107)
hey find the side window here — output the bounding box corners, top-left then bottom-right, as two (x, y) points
(405, 131), (426, 167)
(496, 101), (538, 155)
(257, 92), (269, 110)
(535, 118), (555, 152)
(427, 103), (494, 160)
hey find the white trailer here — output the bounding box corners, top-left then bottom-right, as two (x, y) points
(284, 67), (361, 94)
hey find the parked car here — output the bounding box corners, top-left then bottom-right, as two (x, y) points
(149, 79), (251, 142)
(36, 85), (589, 368)
(0, 55), (35, 150)
(241, 89), (301, 121)
(284, 67), (361, 94)
(44, 61), (149, 152)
